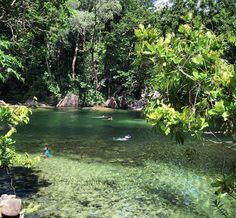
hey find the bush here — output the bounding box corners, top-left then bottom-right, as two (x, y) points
(80, 89), (104, 106)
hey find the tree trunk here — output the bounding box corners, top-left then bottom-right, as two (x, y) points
(72, 32), (79, 79)
(91, 4), (98, 89)
(91, 49), (98, 88)
(45, 43), (51, 76)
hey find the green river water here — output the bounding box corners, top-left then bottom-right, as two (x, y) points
(1, 108), (236, 217)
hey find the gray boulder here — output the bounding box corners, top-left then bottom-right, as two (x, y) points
(57, 94), (79, 107)
(104, 97), (117, 109)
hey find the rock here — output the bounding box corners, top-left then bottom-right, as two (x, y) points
(117, 96), (128, 109)
(104, 97), (117, 109)
(37, 103), (54, 108)
(151, 91), (161, 100)
(24, 97), (37, 108)
(56, 94), (79, 107)
(130, 98), (148, 110)
(0, 100), (6, 106)
(0, 194), (22, 218)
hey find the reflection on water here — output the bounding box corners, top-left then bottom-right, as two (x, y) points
(1, 108), (235, 217)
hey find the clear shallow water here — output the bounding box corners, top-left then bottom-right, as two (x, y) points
(1, 108), (236, 217)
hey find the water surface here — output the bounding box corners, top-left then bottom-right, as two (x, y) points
(2, 108), (236, 217)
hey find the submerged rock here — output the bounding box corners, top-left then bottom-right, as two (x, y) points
(57, 94), (79, 107)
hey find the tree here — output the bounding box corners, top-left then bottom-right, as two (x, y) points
(103, 0), (156, 98)
(0, 0), (68, 101)
(0, 104), (33, 168)
(0, 40), (23, 82)
(135, 13), (236, 143)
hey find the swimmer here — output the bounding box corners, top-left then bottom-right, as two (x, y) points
(94, 115), (108, 119)
(107, 116), (113, 120)
(113, 134), (131, 141)
(124, 135), (131, 139)
(42, 146), (52, 158)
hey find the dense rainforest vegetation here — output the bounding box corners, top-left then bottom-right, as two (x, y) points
(0, 0), (156, 105)
(0, 0), (235, 106)
(0, 0), (236, 214)
(1, 0), (236, 138)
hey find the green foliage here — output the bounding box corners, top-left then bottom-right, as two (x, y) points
(42, 72), (62, 100)
(136, 15), (236, 142)
(1, 0), (235, 109)
(102, 0), (156, 98)
(0, 40), (23, 82)
(0, 0), (69, 101)
(23, 203), (41, 215)
(211, 175), (236, 216)
(211, 176), (235, 197)
(80, 89), (104, 106)
(0, 105), (37, 168)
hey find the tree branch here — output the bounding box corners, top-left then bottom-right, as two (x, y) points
(11, 0), (17, 6)
(177, 66), (195, 80)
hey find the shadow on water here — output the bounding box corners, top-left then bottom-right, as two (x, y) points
(143, 184), (207, 217)
(0, 167), (51, 198)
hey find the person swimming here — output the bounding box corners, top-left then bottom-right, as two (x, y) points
(94, 115), (113, 120)
(113, 135), (131, 141)
(42, 146), (52, 158)
(94, 115), (108, 119)
(103, 116), (113, 120)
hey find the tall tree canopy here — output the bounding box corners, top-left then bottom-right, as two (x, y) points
(135, 12), (236, 143)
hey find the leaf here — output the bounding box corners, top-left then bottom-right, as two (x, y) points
(192, 54), (204, 65)
(5, 127), (16, 138)
(211, 181), (222, 187)
(193, 70), (199, 80)
(214, 100), (225, 113)
(182, 12), (193, 22)
(222, 112), (229, 121)
(139, 24), (144, 31)
(178, 24), (191, 34)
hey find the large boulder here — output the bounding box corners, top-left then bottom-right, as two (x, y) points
(104, 97), (117, 109)
(24, 97), (37, 108)
(56, 94), (79, 108)
(0, 100), (6, 106)
(0, 194), (22, 218)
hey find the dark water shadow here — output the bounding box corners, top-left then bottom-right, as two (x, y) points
(143, 184), (207, 217)
(0, 167), (51, 198)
